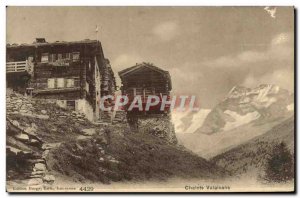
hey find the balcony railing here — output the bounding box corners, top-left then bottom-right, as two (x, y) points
(6, 60), (29, 73)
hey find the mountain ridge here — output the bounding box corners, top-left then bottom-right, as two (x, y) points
(197, 84), (293, 134)
(211, 116), (294, 177)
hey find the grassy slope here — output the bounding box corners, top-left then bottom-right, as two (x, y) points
(47, 127), (226, 184)
(211, 116), (294, 176)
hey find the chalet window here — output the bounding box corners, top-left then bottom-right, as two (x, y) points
(65, 53), (71, 60)
(48, 54), (53, 62)
(47, 78), (55, 89)
(41, 53), (49, 63)
(85, 82), (89, 93)
(57, 78), (65, 88)
(66, 100), (75, 110)
(50, 54), (57, 62)
(57, 54), (62, 60)
(66, 79), (75, 88)
(152, 87), (156, 94)
(72, 52), (80, 61)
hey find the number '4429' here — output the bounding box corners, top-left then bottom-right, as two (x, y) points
(79, 187), (94, 192)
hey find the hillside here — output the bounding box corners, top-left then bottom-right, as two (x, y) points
(6, 90), (225, 188)
(211, 117), (294, 177)
(47, 128), (224, 184)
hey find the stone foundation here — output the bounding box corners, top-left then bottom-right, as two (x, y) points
(128, 114), (178, 144)
(56, 99), (95, 122)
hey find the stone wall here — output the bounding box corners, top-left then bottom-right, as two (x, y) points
(128, 114), (178, 144)
(56, 99), (95, 122)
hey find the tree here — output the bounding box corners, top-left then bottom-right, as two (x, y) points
(263, 142), (294, 183)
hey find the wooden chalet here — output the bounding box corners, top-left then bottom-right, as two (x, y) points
(118, 63), (172, 114)
(6, 38), (116, 121)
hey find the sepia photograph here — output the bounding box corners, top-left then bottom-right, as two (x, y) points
(5, 6), (295, 193)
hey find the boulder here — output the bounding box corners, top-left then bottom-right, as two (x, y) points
(42, 143), (61, 150)
(109, 159), (120, 164)
(31, 170), (45, 176)
(24, 126), (37, 136)
(43, 174), (55, 184)
(27, 178), (43, 186)
(81, 128), (96, 136)
(34, 163), (46, 171)
(15, 133), (29, 141)
(42, 150), (50, 159)
(11, 120), (20, 127)
(20, 109), (28, 114)
(99, 157), (104, 161)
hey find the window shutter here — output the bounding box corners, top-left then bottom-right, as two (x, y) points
(57, 78), (65, 88)
(41, 53), (49, 63)
(72, 52), (80, 61)
(66, 79), (75, 88)
(47, 78), (55, 88)
(58, 54), (62, 60)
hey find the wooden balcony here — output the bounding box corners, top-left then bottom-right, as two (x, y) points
(6, 61), (29, 73)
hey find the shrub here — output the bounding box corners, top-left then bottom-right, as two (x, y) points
(263, 142), (294, 183)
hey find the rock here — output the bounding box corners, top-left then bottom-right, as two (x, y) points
(20, 109), (28, 113)
(109, 159), (120, 164)
(77, 115), (85, 119)
(7, 146), (22, 155)
(153, 125), (164, 131)
(81, 128), (96, 136)
(35, 114), (49, 119)
(20, 113), (49, 120)
(28, 159), (45, 163)
(41, 110), (47, 114)
(30, 175), (44, 178)
(135, 116), (177, 144)
(28, 178), (43, 186)
(42, 150), (50, 159)
(99, 167), (107, 173)
(11, 120), (20, 127)
(31, 123), (38, 128)
(76, 143), (83, 151)
(77, 135), (89, 140)
(15, 133), (29, 141)
(24, 126), (37, 136)
(31, 170), (45, 176)
(77, 118), (86, 122)
(34, 163), (46, 171)
(30, 139), (39, 144)
(99, 157), (104, 161)
(43, 174), (55, 184)
(59, 115), (67, 118)
(42, 143), (61, 150)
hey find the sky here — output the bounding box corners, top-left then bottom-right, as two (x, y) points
(6, 7), (294, 108)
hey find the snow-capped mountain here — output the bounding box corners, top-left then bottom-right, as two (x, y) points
(172, 109), (211, 133)
(197, 84), (294, 134)
(176, 84), (294, 159)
